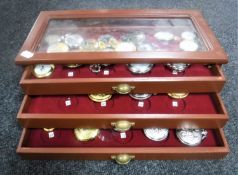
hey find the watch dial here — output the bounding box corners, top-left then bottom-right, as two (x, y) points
(144, 128), (169, 141)
(34, 64), (54, 77)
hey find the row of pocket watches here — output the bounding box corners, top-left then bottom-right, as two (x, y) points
(89, 93), (188, 102)
(41, 127), (208, 147)
(58, 93), (188, 112)
(43, 30), (202, 53)
(31, 63), (212, 78)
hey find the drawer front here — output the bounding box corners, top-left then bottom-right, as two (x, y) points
(17, 93), (228, 129)
(20, 65), (225, 95)
(17, 128), (229, 161)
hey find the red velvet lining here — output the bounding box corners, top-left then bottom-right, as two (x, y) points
(24, 129), (220, 147)
(25, 94), (218, 114)
(29, 64), (215, 79)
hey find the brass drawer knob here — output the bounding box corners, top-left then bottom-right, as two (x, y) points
(112, 84), (135, 94)
(111, 120), (135, 132)
(111, 154), (135, 165)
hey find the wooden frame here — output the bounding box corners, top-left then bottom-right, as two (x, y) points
(15, 9), (228, 65)
(17, 128), (229, 160)
(20, 65), (225, 95)
(17, 93), (228, 129)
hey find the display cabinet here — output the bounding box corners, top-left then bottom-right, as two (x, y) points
(15, 10), (229, 164)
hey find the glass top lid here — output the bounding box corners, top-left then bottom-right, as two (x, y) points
(37, 18), (207, 53)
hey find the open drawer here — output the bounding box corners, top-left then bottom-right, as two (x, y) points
(17, 93), (228, 129)
(20, 64), (225, 95)
(17, 128), (229, 161)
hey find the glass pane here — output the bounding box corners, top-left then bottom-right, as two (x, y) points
(37, 18), (207, 53)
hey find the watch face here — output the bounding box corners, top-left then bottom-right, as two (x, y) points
(144, 128), (169, 141)
(115, 42), (137, 52)
(179, 40), (198, 51)
(74, 128), (100, 141)
(166, 63), (190, 72)
(176, 129), (208, 146)
(88, 94), (112, 102)
(32, 64), (55, 78)
(127, 63), (154, 74)
(63, 34), (84, 49)
(154, 32), (174, 41)
(47, 42), (69, 53)
(129, 93), (152, 100)
(181, 31), (196, 40)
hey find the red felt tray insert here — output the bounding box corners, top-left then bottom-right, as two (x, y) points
(25, 94), (218, 114)
(28, 64), (215, 79)
(23, 129), (221, 148)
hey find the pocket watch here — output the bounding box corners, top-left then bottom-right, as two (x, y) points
(80, 39), (99, 51)
(65, 64), (82, 68)
(43, 128), (55, 132)
(130, 31), (146, 44)
(168, 92), (189, 99)
(154, 32), (174, 42)
(46, 42), (69, 53)
(115, 42), (137, 52)
(98, 34), (118, 49)
(129, 93), (152, 100)
(101, 64), (110, 67)
(179, 40), (199, 51)
(88, 94), (112, 102)
(63, 34), (84, 49)
(181, 31), (196, 40)
(166, 63), (190, 73)
(144, 128), (169, 141)
(74, 128), (100, 141)
(127, 63), (154, 74)
(32, 64), (55, 78)
(89, 64), (101, 73)
(176, 129), (208, 146)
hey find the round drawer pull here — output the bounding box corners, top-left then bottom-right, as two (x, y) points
(111, 154), (135, 165)
(112, 84), (135, 94)
(111, 120), (135, 132)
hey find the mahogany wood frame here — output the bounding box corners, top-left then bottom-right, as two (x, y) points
(15, 9), (228, 65)
(17, 128), (229, 160)
(17, 93), (228, 129)
(20, 65), (225, 95)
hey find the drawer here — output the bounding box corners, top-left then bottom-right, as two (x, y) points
(17, 93), (228, 129)
(17, 128), (229, 161)
(20, 64), (225, 95)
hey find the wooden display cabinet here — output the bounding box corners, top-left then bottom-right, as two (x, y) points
(14, 9), (229, 163)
